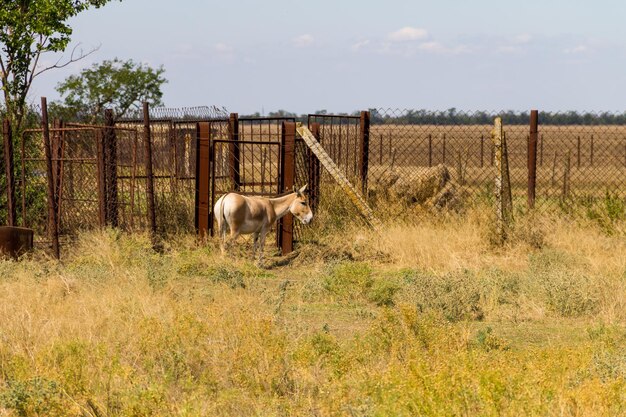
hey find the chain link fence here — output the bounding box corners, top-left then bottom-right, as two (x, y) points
(2, 105), (626, 256)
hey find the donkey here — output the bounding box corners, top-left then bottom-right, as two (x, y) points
(214, 184), (313, 262)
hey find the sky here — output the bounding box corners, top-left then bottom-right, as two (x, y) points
(29, 0), (626, 115)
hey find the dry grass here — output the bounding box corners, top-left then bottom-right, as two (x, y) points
(0, 210), (625, 416)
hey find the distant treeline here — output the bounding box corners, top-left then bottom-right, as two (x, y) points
(6, 105), (626, 126)
(244, 108), (626, 126)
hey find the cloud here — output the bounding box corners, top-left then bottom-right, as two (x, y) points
(214, 43), (234, 54)
(292, 34), (314, 48)
(513, 33), (532, 44)
(213, 43), (235, 62)
(419, 41), (471, 55)
(418, 41), (445, 53)
(564, 44), (588, 54)
(351, 39), (370, 51)
(387, 26), (429, 42)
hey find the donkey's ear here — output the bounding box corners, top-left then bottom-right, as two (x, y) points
(299, 184), (308, 194)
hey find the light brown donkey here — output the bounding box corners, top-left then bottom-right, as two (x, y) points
(214, 184), (313, 261)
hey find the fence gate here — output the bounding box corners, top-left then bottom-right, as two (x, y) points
(197, 115), (305, 253)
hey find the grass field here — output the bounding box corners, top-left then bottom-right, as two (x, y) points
(0, 208), (625, 416)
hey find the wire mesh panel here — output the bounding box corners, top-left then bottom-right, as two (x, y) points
(52, 127), (102, 235)
(366, 109), (499, 217)
(117, 107), (230, 234)
(18, 130), (49, 242)
(237, 117), (293, 193)
(307, 114), (361, 183)
(535, 119), (626, 214)
(113, 127), (148, 231)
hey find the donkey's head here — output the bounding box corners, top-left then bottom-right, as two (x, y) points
(289, 184), (313, 225)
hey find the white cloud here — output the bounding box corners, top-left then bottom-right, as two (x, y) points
(387, 26), (429, 42)
(351, 39), (370, 51)
(292, 34), (314, 48)
(418, 41), (445, 53)
(497, 45), (519, 54)
(419, 41), (471, 55)
(214, 43), (234, 54)
(513, 33), (532, 44)
(564, 44), (588, 54)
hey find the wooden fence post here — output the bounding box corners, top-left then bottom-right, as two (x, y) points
(41, 97), (60, 259)
(428, 134), (433, 167)
(278, 121), (296, 255)
(228, 113), (241, 191)
(143, 102), (157, 236)
(491, 117), (512, 244)
(359, 110), (370, 195)
(3, 119), (16, 227)
(528, 109), (538, 209)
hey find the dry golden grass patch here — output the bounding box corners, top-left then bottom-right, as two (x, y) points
(0, 211), (625, 416)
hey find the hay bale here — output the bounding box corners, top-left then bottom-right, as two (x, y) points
(369, 169), (401, 199)
(427, 181), (465, 210)
(371, 164), (465, 211)
(392, 164), (451, 204)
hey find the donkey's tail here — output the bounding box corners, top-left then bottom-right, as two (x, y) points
(218, 193), (230, 238)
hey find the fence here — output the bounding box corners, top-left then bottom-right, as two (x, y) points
(363, 109), (626, 217)
(2, 104), (625, 258)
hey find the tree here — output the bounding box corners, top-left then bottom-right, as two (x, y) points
(0, 0), (119, 130)
(55, 58), (167, 122)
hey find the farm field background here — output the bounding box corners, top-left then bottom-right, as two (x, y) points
(0, 208), (625, 416)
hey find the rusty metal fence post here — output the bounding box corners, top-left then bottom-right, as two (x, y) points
(195, 122), (211, 237)
(52, 119), (63, 223)
(41, 98), (60, 258)
(143, 102), (157, 235)
(359, 110), (370, 195)
(528, 110), (538, 209)
(309, 122), (321, 211)
(3, 119), (16, 226)
(228, 113), (241, 191)
(278, 121), (296, 255)
(96, 128), (107, 227)
(104, 109), (118, 227)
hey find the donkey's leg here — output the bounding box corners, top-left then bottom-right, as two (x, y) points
(219, 220), (228, 255)
(225, 228), (241, 254)
(252, 232), (260, 260)
(257, 227), (268, 264)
